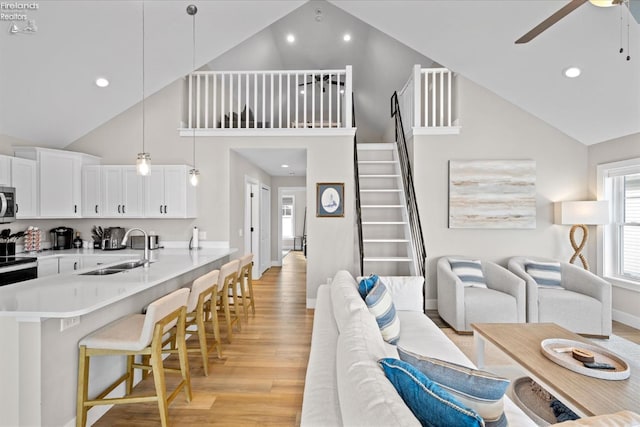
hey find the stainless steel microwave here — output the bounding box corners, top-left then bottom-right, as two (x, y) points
(0, 186), (16, 223)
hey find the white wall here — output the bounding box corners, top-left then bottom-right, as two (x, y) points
(588, 133), (640, 327)
(412, 77), (589, 307)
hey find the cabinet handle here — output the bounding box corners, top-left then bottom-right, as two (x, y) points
(160, 205), (163, 214)
(95, 204), (98, 214)
(74, 204), (77, 213)
(122, 205), (126, 214)
(118, 205), (121, 213)
(16, 203), (18, 213)
(74, 262), (78, 270)
(164, 205), (167, 214)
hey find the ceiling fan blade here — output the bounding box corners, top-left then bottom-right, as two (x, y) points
(515, 0), (588, 44)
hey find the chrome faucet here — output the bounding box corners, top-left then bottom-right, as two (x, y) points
(121, 227), (150, 268)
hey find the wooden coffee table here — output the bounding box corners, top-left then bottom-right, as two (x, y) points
(472, 323), (640, 417)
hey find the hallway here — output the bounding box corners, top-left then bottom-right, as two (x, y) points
(94, 251), (313, 426)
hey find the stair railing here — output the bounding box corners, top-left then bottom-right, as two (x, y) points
(353, 93), (364, 276)
(391, 91), (426, 278)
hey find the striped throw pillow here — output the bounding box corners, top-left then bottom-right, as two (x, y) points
(449, 259), (487, 288)
(525, 260), (563, 288)
(365, 280), (401, 344)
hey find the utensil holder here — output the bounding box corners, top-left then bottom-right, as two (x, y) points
(0, 242), (16, 256)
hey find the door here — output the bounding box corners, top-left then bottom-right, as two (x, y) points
(102, 166), (123, 216)
(82, 165), (102, 217)
(144, 166), (165, 217)
(245, 179), (260, 280)
(259, 184), (271, 275)
(122, 166), (144, 217)
(11, 157), (37, 218)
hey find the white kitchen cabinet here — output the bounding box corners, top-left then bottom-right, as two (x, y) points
(11, 157), (37, 218)
(37, 258), (59, 277)
(58, 256), (82, 273)
(82, 165), (102, 217)
(143, 165), (196, 218)
(14, 147), (100, 218)
(0, 155), (10, 185)
(102, 166), (144, 217)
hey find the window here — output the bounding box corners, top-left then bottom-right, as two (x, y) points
(599, 158), (640, 283)
(281, 196), (295, 239)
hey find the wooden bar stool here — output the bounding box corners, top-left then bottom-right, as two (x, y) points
(183, 269), (223, 376)
(216, 259), (241, 343)
(236, 254), (255, 321)
(76, 288), (192, 427)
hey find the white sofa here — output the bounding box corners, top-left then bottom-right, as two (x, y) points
(300, 270), (537, 427)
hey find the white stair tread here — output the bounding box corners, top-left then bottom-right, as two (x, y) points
(359, 174), (401, 178)
(362, 221), (407, 225)
(364, 257), (412, 262)
(363, 239), (409, 243)
(357, 143), (395, 150)
(358, 160), (397, 164)
(360, 189), (402, 193)
(361, 205), (404, 208)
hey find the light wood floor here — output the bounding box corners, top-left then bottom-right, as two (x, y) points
(90, 253), (640, 426)
(94, 251), (313, 426)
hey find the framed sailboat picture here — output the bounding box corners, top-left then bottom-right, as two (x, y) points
(317, 182), (344, 217)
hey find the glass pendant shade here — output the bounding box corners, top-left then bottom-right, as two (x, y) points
(189, 168), (199, 186)
(589, 0), (615, 6)
(136, 152), (151, 176)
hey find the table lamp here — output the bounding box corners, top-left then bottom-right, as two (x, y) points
(557, 200), (610, 270)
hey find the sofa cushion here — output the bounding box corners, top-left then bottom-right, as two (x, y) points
(525, 260), (563, 288)
(538, 289), (602, 334)
(379, 358), (484, 427)
(336, 309), (417, 427)
(358, 276), (425, 312)
(358, 274), (379, 298)
(449, 259), (487, 288)
(365, 280), (401, 344)
(330, 270), (367, 333)
(398, 347), (509, 427)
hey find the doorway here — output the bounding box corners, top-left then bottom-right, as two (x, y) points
(244, 178), (260, 280)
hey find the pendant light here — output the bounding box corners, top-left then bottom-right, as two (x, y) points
(136, 1), (151, 176)
(187, 4), (199, 186)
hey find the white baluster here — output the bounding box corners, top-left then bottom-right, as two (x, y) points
(196, 74), (201, 129)
(278, 73), (282, 129)
(188, 74), (193, 128)
(245, 73), (249, 129)
(270, 73), (274, 128)
(287, 73), (291, 128)
(447, 70), (452, 127)
(221, 73), (226, 129)
(345, 66), (352, 128)
(204, 74), (209, 128)
(328, 73), (332, 128)
(229, 73), (234, 128)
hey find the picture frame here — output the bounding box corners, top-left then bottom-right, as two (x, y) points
(316, 182), (344, 217)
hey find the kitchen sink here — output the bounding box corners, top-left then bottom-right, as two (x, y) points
(81, 268), (124, 276)
(80, 260), (148, 276)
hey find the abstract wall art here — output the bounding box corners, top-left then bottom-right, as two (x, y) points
(449, 160), (536, 229)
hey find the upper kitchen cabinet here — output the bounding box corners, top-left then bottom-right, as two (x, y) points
(14, 147), (100, 218)
(11, 157), (37, 219)
(0, 155), (10, 185)
(102, 166), (144, 217)
(82, 165), (102, 217)
(144, 165), (196, 218)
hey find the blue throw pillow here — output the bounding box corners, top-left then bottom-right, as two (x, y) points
(449, 259), (487, 288)
(379, 358), (484, 427)
(365, 280), (400, 344)
(398, 347), (509, 427)
(358, 274), (378, 298)
(525, 260), (563, 289)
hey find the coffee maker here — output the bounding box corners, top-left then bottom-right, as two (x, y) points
(50, 227), (73, 250)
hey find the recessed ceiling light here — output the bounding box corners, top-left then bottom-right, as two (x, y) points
(281, 164), (289, 168)
(95, 77), (109, 87)
(286, 34), (295, 43)
(563, 67), (581, 78)
(343, 33), (351, 42)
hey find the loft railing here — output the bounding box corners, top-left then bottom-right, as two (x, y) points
(391, 91), (426, 278)
(398, 65), (458, 133)
(352, 93), (364, 276)
(186, 67), (352, 130)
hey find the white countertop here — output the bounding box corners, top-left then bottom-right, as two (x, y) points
(0, 248), (234, 319)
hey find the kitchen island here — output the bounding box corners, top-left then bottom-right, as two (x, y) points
(0, 247), (234, 427)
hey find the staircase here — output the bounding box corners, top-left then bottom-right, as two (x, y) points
(356, 142), (415, 276)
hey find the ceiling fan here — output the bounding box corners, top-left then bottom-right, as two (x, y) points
(298, 74), (345, 93)
(515, 0), (625, 44)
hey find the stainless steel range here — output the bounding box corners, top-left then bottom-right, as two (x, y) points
(0, 256), (38, 286)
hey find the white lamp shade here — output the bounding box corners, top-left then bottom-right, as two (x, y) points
(558, 200), (610, 225)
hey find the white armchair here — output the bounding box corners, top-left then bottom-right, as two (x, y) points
(437, 256), (526, 333)
(508, 256), (612, 337)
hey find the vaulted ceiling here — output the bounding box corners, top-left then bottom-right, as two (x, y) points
(1, 0), (638, 148)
